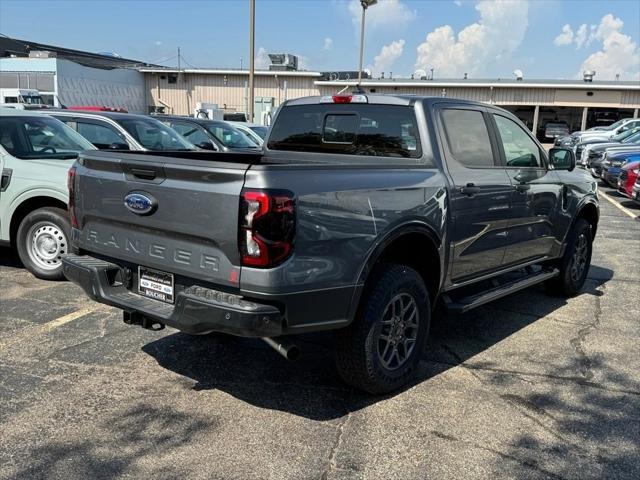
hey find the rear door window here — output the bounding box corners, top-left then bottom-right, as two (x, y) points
(440, 108), (496, 167)
(268, 104), (421, 159)
(76, 121), (126, 149)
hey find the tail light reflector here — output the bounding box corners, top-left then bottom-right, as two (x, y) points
(67, 165), (78, 228)
(239, 189), (295, 268)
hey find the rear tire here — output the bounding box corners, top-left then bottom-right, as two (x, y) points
(16, 207), (70, 281)
(545, 218), (592, 297)
(335, 263), (430, 394)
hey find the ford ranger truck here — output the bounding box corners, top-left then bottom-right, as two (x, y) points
(62, 95), (599, 394)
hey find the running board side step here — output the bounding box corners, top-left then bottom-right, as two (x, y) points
(442, 269), (559, 314)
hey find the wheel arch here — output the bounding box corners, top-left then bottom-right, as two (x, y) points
(349, 222), (444, 321)
(9, 195), (68, 246)
(574, 199), (599, 240)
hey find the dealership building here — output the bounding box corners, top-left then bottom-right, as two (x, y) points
(142, 66), (640, 133)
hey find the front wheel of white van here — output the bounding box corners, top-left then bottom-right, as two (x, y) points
(16, 207), (70, 281)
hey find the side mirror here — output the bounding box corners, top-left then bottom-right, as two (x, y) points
(108, 142), (130, 150)
(549, 147), (575, 171)
(197, 140), (216, 150)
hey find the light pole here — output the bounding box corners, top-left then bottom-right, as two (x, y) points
(357, 0), (377, 86)
(248, 0), (255, 122)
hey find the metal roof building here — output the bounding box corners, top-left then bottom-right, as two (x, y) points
(142, 67), (639, 132)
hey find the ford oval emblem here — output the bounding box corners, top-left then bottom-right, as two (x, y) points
(124, 192), (157, 216)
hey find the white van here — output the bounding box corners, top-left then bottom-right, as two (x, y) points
(0, 88), (45, 106)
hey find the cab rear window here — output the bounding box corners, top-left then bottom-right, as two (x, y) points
(268, 104), (421, 158)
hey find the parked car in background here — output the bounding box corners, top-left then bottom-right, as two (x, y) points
(580, 129), (640, 167)
(542, 121), (570, 141)
(0, 110), (96, 279)
(223, 112), (248, 122)
(579, 118), (640, 143)
(558, 118), (640, 148)
(576, 127), (640, 165)
(228, 121), (268, 145)
(67, 106), (128, 113)
(44, 110), (197, 151)
(154, 115), (261, 151)
(617, 160), (640, 198)
(0, 88), (45, 106)
(631, 171), (640, 203)
(601, 152), (640, 186)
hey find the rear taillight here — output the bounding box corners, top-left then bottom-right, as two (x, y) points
(239, 189), (295, 268)
(67, 165), (78, 228)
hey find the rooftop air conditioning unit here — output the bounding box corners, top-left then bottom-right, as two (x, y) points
(583, 70), (596, 82)
(268, 53), (299, 71)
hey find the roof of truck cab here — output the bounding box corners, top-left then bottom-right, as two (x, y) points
(152, 115), (236, 127)
(283, 95), (492, 109)
(43, 109), (157, 121)
(0, 108), (49, 117)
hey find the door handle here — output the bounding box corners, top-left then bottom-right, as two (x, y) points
(460, 183), (481, 196)
(131, 168), (157, 180)
(514, 183), (531, 193)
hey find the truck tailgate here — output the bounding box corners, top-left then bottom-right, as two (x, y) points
(74, 152), (253, 287)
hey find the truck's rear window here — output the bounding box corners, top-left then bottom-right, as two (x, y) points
(267, 104), (421, 158)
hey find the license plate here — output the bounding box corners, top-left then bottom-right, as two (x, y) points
(138, 266), (174, 304)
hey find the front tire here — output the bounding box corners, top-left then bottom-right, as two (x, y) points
(335, 263), (430, 394)
(16, 207), (71, 281)
(546, 218), (592, 297)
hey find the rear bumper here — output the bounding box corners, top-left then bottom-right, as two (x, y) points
(62, 254), (283, 336)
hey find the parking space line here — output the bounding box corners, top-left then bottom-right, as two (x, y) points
(0, 306), (101, 352)
(599, 190), (638, 220)
(40, 306), (99, 332)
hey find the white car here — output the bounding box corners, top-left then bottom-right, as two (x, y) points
(227, 121), (268, 146)
(0, 110), (96, 279)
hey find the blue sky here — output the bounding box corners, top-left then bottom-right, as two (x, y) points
(1, 0), (638, 80)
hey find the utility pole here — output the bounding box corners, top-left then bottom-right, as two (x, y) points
(248, 0), (255, 122)
(357, 0), (377, 86)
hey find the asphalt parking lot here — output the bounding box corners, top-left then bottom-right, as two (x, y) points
(1, 181), (638, 480)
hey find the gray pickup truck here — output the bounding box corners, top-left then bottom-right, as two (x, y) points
(62, 95), (599, 393)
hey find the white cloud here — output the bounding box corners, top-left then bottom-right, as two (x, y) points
(155, 40), (163, 46)
(574, 24), (590, 48)
(254, 47), (270, 69)
(579, 14), (640, 80)
(323, 37), (333, 51)
(554, 23), (596, 49)
(454, 0), (462, 6)
(348, 0), (416, 31)
(554, 24), (573, 46)
(415, 0), (529, 77)
(371, 39), (405, 75)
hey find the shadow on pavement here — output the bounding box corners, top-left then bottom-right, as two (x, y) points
(0, 246), (22, 268)
(7, 404), (218, 480)
(141, 265), (614, 422)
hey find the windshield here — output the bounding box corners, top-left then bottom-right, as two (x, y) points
(604, 119), (626, 130)
(205, 123), (258, 148)
(622, 132), (640, 144)
(249, 126), (268, 139)
(0, 115), (95, 159)
(20, 95), (45, 105)
(613, 128), (640, 142)
(117, 117), (196, 151)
